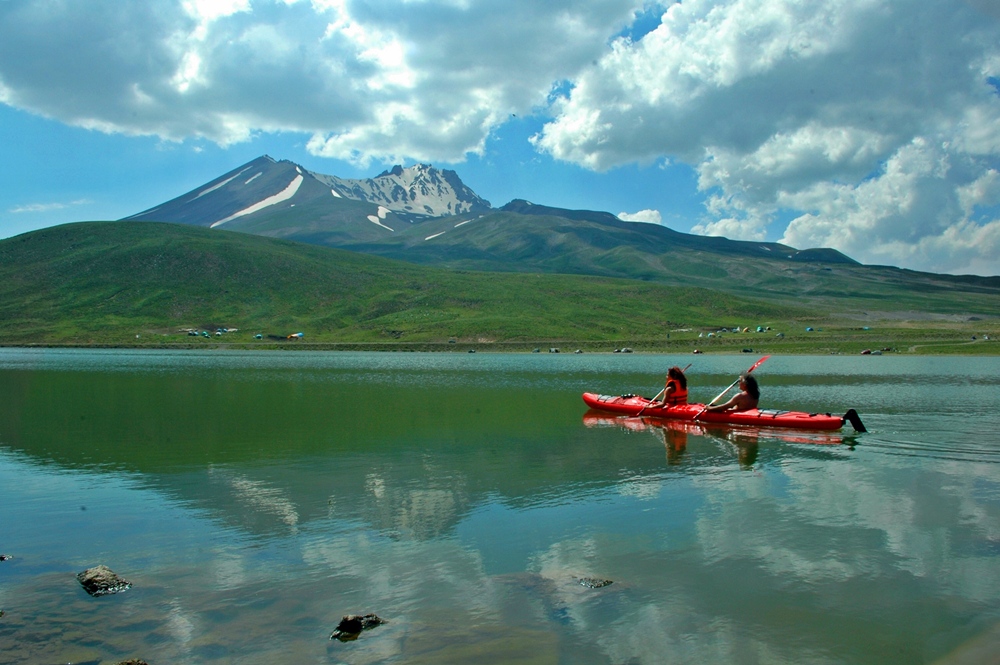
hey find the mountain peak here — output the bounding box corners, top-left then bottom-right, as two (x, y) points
(125, 155), (491, 227)
(316, 162), (490, 217)
(378, 165), (406, 178)
(374, 163), (440, 181)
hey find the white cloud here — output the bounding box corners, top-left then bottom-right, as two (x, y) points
(778, 138), (1000, 274)
(618, 209), (661, 224)
(535, 0), (1000, 274)
(182, 0), (251, 24)
(692, 214), (766, 242)
(0, 0), (644, 165)
(958, 169), (1000, 215)
(10, 199), (93, 214)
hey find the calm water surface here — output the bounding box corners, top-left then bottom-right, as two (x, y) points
(1, 350), (999, 664)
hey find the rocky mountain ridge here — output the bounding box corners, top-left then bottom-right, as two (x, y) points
(125, 156), (490, 229)
(313, 163), (491, 217)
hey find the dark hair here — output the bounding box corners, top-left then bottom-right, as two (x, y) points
(741, 374), (760, 399)
(668, 366), (687, 389)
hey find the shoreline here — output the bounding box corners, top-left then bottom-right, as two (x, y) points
(2, 337), (998, 355)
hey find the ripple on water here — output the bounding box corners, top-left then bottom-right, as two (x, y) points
(857, 435), (1000, 463)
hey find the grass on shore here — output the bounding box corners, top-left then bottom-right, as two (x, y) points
(14, 322), (998, 356)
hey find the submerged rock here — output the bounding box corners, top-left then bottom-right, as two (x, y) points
(575, 576), (613, 589)
(77, 565), (132, 596)
(330, 614), (385, 641)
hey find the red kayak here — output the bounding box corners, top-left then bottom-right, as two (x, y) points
(582, 392), (866, 432)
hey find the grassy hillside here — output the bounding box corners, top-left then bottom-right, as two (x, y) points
(0, 222), (812, 345)
(336, 209), (1000, 317)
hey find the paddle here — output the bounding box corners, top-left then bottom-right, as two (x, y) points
(694, 355), (770, 420)
(636, 363), (692, 416)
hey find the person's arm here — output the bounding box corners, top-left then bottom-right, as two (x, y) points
(650, 381), (673, 406)
(659, 383), (676, 405)
(714, 393), (757, 413)
(705, 394), (738, 412)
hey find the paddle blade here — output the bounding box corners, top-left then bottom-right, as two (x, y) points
(844, 409), (867, 433)
(746, 355), (770, 374)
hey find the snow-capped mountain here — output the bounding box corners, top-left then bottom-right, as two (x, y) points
(124, 156), (491, 235)
(314, 164), (489, 217)
(124, 155), (859, 283)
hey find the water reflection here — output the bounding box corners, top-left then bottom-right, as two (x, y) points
(582, 410), (851, 468)
(209, 468), (301, 532)
(1, 352), (1000, 664)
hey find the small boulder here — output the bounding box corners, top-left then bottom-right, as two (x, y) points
(77, 565), (132, 597)
(330, 613), (385, 641)
(576, 577), (613, 589)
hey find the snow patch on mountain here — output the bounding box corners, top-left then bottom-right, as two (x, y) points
(211, 175), (303, 228)
(367, 214), (393, 231)
(245, 172), (262, 184)
(194, 166), (254, 201)
(454, 216), (482, 228)
(366, 204), (395, 230)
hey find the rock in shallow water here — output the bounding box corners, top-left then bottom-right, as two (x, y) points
(330, 614), (385, 641)
(575, 576), (613, 589)
(77, 565), (132, 596)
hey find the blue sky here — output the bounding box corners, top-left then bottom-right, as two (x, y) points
(2, 0), (1000, 276)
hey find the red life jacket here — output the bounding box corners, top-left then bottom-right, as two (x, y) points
(665, 379), (688, 405)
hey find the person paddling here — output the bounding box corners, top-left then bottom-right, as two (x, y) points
(652, 366), (688, 408)
(705, 373), (759, 413)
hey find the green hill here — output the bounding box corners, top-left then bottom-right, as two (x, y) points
(337, 206), (1000, 317)
(0, 222), (812, 345)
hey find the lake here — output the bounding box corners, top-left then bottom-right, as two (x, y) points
(1, 349), (999, 664)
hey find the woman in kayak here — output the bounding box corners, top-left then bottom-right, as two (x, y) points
(706, 373), (759, 413)
(653, 366), (688, 407)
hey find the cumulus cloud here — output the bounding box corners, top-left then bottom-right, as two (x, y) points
(535, 0), (1000, 274)
(0, 0), (643, 165)
(618, 209), (662, 224)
